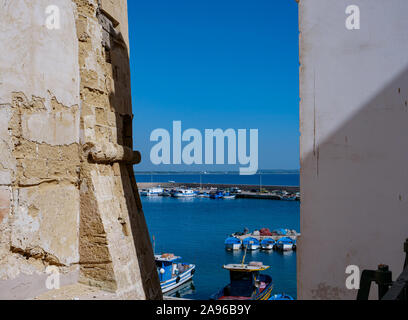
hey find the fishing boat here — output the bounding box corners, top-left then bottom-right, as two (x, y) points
(210, 262), (273, 300)
(171, 188), (195, 198)
(209, 191), (223, 199)
(147, 187), (164, 196)
(155, 253), (196, 293)
(139, 189), (148, 196)
(261, 238), (276, 250)
(222, 192), (236, 200)
(275, 237), (295, 251)
(242, 237), (260, 250)
(197, 192), (210, 198)
(269, 293), (294, 300)
(159, 190), (171, 197)
(224, 237), (242, 250)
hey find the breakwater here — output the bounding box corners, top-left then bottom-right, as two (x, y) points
(137, 182), (300, 193)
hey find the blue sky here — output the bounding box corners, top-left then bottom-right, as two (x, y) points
(128, 0), (299, 172)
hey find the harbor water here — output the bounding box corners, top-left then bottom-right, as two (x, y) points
(142, 190), (300, 300)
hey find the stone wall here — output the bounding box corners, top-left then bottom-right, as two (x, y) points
(0, 0), (161, 300)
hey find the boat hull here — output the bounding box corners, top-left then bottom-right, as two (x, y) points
(261, 244), (274, 250)
(244, 244), (260, 251)
(225, 243), (241, 251)
(172, 193), (195, 198)
(161, 265), (196, 293)
(211, 278), (273, 300)
(276, 244), (293, 251)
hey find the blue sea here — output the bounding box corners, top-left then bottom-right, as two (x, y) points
(135, 173), (300, 186)
(141, 186), (300, 300)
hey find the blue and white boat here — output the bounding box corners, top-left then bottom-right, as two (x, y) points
(269, 293), (294, 300)
(275, 237), (295, 251)
(210, 262), (273, 300)
(155, 253), (196, 293)
(210, 191), (224, 199)
(222, 192), (236, 200)
(261, 238), (276, 250)
(197, 192), (210, 198)
(171, 188), (195, 198)
(147, 187), (163, 196)
(242, 237), (260, 250)
(224, 237), (242, 250)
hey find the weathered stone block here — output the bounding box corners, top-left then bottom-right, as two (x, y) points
(22, 111), (80, 146)
(11, 184), (80, 266)
(0, 187), (11, 224)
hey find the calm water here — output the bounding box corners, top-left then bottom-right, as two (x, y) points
(136, 173), (299, 187)
(142, 196), (299, 300)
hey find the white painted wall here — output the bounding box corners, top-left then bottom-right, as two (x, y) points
(299, 0), (408, 299)
(0, 0), (80, 109)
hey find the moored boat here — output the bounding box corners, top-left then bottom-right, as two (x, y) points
(171, 188), (195, 198)
(209, 191), (223, 199)
(222, 192), (236, 199)
(275, 237), (295, 251)
(224, 237), (242, 250)
(160, 189), (171, 197)
(269, 293), (294, 300)
(261, 238), (276, 250)
(242, 237), (260, 250)
(197, 192), (210, 198)
(155, 253), (196, 293)
(147, 187), (164, 196)
(210, 262), (273, 300)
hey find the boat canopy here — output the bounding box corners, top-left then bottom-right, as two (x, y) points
(242, 237), (260, 246)
(277, 237), (294, 244)
(225, 237), (241, 245)
(261, 238), (276, 245)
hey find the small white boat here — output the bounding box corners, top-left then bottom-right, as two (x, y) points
(172, 189), (195, 198)
(139, 189), (148, 196)
(197, 192), (210, 198)
(222, 193), (236, 200)
(275, 237), (295, 251)
(261, 238), (276, 250)
(147, 187), (163, 196)
(242, 237), (260, 250)
(224, 237), (242, 250)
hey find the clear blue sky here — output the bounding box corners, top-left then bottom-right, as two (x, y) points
(128, 0), (299, 172)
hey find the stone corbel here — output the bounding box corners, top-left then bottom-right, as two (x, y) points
(85, 142), (141, 165)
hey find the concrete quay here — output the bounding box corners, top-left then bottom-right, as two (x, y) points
(137, 182), (300, 194)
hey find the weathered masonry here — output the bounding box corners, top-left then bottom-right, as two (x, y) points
(298, 0), (408, 299)
(0, 0), (161, 299)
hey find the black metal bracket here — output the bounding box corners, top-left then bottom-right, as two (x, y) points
(381, 239), (408, 300)
(357, 238), (408, 300)
(356, 264), (393, 300)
